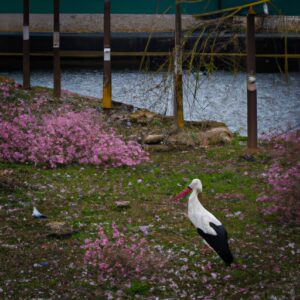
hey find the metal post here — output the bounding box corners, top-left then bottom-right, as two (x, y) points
(218, 0), (223, 10)
(173, 0), (184, 129)
(246, 7), (257, 152)
(53, 0), (61, 98)
(284, 34), (289, 81)
(103, 0), (112, 109)
(23, 0), (30, 89)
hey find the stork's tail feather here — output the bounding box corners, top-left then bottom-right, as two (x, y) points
(220, 249), (234, 266)
(213, 240), (234, 266)
(197, 225), (234, 266)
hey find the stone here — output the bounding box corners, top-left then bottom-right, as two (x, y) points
(144, 134), (165, 144)
(143, 144), (172, 152)
(129, 109), (157, 124)
(166, 131), (207, 148)
(167, 131), (196, 147)
(46, 221), (67, 232)
(205, 127), (233, 145)
(46, 221), (78, 239)
(186, 120), (227, 130)
(0, 169), (13, 177)
(114, 200), (130, 208)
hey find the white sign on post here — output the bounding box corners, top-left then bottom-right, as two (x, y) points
(104, 48), (111, 61)
(23, 26), (29, 40)
(53, 32), (60, 48)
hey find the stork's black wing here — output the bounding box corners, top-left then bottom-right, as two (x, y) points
(197, 222), (234, 265)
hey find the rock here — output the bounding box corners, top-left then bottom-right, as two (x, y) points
(143, 144), (172, 152)
(167, 131), (196, 147)
(205, 127), (233, 145)
(1, 244), (18, 249)
(46, 221), (78, 239)
(196, 132), (208, 147)
(0, 169), (13, 177)
(185, 120), (227, 130)
(129, 134), (142, 143)
(167, 131), (207, 148)
(109, 113), (124, 122)
(144, 134), (165, 144)
(46, 221), (66, 232)
(129, 109), (157, 124)
(114, 200), (130, 208)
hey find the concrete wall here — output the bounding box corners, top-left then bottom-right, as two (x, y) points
(0, 14), (299, 33)
(0, 14), (200, 32)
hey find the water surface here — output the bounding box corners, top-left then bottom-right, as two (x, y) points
(2, 69), (299, 136)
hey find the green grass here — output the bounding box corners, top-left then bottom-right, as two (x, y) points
(127, 281), (151, 296)
(1, 142), (299, 299)
(0, 81), (299, 299)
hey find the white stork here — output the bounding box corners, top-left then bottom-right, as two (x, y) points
(175, 179), (234, 266)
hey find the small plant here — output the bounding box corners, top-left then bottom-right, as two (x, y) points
(82, 223), (168, 287)
(257, 132), (300, 225)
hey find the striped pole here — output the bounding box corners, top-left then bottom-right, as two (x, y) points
(103, 0), (112, 108)
(246, 7), (258, 152)
(173, 0), (184, 129)
(284, 34), (289, 81)
(23, 0), (30, 89)
(53, 0), (61, 98)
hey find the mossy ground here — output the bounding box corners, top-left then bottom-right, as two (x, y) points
(0, 82), (299, 299)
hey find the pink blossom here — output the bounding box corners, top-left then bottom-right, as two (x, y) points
(112, 223), (120, 238)
(0, 104), (149, 168)
(139, 225), (150, 236)
(99, 263), (109, 270)
(82, 224), (168, 286)
(101, 237), (109, 246)
(258, 131), (300, 225)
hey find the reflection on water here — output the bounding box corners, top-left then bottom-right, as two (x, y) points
(1, 69), (300, 136)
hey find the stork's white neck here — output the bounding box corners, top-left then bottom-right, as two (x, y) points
(188, 189), (222, 228)
(189, 190), (205, 211)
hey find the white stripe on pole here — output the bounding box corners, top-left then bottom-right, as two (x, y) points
(104, 47), (111, 61)
(53, 31), (60, 48)
(23, 26), (29, 40)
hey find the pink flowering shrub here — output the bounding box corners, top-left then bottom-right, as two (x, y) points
(1, 83), (10, 98)
(82, 224), (168, 287)
(0, 78), (21, 99)
(257, 132), (300, 225)
(0, 102), (148, 168)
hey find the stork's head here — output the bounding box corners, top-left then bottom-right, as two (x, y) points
(188, 178), (203, 193)
(174, 178), (203, 201)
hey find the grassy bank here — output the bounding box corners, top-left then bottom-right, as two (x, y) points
(0, 78), (299, 299)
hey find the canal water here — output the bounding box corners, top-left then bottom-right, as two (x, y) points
(1, 69), (299, 136)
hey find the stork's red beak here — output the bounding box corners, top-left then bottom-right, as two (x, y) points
(174, 186), (192, 200)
